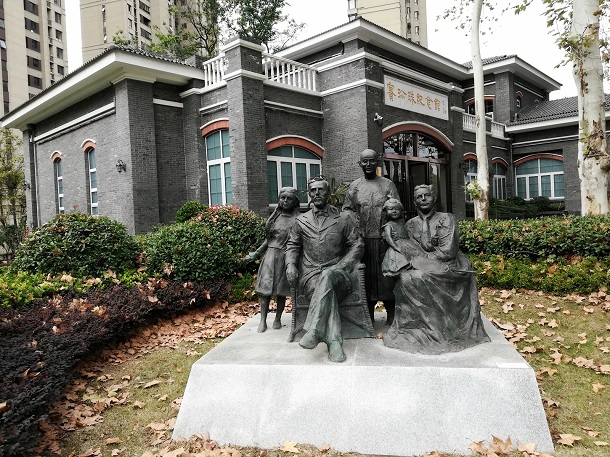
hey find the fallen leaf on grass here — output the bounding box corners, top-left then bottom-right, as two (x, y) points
(106, 437), (123, 445)
(592, 382), (605, 393)
(147, 423), (167, 431)
(280, 441), (300, 453)
(144, 380), (161, 389)
(557, 434), (581, 446)
(133, 401), (146, 408)
(595, 441), (610, 446)
(423, 452), (446, 457)
(158, 395), (168, 402)
(78, 449), (101, 457)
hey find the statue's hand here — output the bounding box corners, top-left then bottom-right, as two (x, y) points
(337, 260), (356, 272)
(286, 264), (298, 286)
(244, 252), (257, 262)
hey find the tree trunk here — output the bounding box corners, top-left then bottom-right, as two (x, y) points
(471, 0), (489, 220)
(573, 0), (610, 215)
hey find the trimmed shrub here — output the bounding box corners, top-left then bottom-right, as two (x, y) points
(10, 213), (140, 277)
(175, 200), (208, 223)
(143, 205), (265, 281)
(459, 215), (610, 259)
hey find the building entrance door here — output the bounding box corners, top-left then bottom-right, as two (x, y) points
(382, 130), (451, 218)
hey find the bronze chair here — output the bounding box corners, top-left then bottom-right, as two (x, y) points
(288, 263), (375, 342)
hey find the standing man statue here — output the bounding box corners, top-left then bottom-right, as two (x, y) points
(286, 178), (364, 363)
(343, 148), (400, 324)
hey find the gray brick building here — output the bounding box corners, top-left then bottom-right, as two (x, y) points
(1, 19), (595, 234)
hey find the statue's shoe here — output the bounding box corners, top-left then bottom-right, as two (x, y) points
(299, 331), (319, 349)
(328, 341), (346, 363)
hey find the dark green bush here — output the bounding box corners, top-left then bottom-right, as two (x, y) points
(175, 200), (208, 223)
(459, 215), (610, 259)
(471, 254), (610, 295)
(143, 205), (265, 281)
(10, 213), (140, 277)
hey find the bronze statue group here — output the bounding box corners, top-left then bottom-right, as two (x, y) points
(246, 149), (490, 363)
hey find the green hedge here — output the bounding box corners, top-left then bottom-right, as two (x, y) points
(143, 205), (265, 281)
(472, 255), (610, 295)
(175, 200), (208, 223)
(459, 215), (610, 259)
(11, 213), (140, 277)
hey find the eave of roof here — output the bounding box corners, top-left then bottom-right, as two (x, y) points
(2, 46), (202, 131)
(276, 18), (470, 81)
(469, 55), (562, 93)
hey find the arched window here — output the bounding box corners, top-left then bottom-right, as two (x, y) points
(205, 129), (232, 205)
(382, 126), (452, 216)
(464, 158), (477, 202)
(86, 148), (98, 214)
(515, 157), (564, 200)
(491, 161), (507, 200)
(53, 157), (64, 214)
(515, 91), (524, 109)
(267, 145), (321, 205)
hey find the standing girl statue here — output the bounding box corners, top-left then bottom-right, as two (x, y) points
(381, 198), (411, 277)
(245, 187), (300, 332)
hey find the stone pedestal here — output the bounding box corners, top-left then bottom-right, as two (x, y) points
(173, 313), (554, 456)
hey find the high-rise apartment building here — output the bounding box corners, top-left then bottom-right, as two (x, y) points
(80, 0), (181, 63)
(347, 0), (427, 46)
(0, 0), (68, 115)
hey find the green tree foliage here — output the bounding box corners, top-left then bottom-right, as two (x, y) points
(0, 129), (26, 258)
(150, 0), (304, 58)
(151, 0), (225, 58)
(111, 29), (139, 47)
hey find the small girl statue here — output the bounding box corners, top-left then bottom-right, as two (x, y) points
(381, 198), (411, 277)
(245, 187), (300, 332)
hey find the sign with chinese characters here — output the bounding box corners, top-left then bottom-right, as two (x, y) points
(384, 76), (448, 121)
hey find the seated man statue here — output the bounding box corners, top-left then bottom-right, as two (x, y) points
(286, 178), (364, 363)
(382, 184), (491, 355)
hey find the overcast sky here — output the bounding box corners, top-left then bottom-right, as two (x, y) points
(66, 1), (578, 99)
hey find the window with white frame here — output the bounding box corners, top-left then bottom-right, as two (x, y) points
(515, 157), (564, 200)
(87, 148), (98, 214)
(267, 145), (321, 206)
(464, 158), (477, 202)
(54, 158), (64, 214)
(492, 162), (507, 200)
(205, 129), (232, 205)
(466, 99), (494, 119)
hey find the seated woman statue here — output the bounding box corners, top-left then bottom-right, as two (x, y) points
(382, 184), (490, 355)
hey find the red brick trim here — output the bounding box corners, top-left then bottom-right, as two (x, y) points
(464, 95), (495, 105)
(463, 153), (477, 161)
(382, 124), (453, 152)
(514, 153), (563, 167)
(265, 137), (324, 158)
(81, 140), (96, 152)
(202, 120), (229, 137)
(492, 157), (509, 167)
(51, 151), (63, 162)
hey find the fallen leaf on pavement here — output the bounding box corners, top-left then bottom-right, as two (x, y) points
(280, 441), (300, 453)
